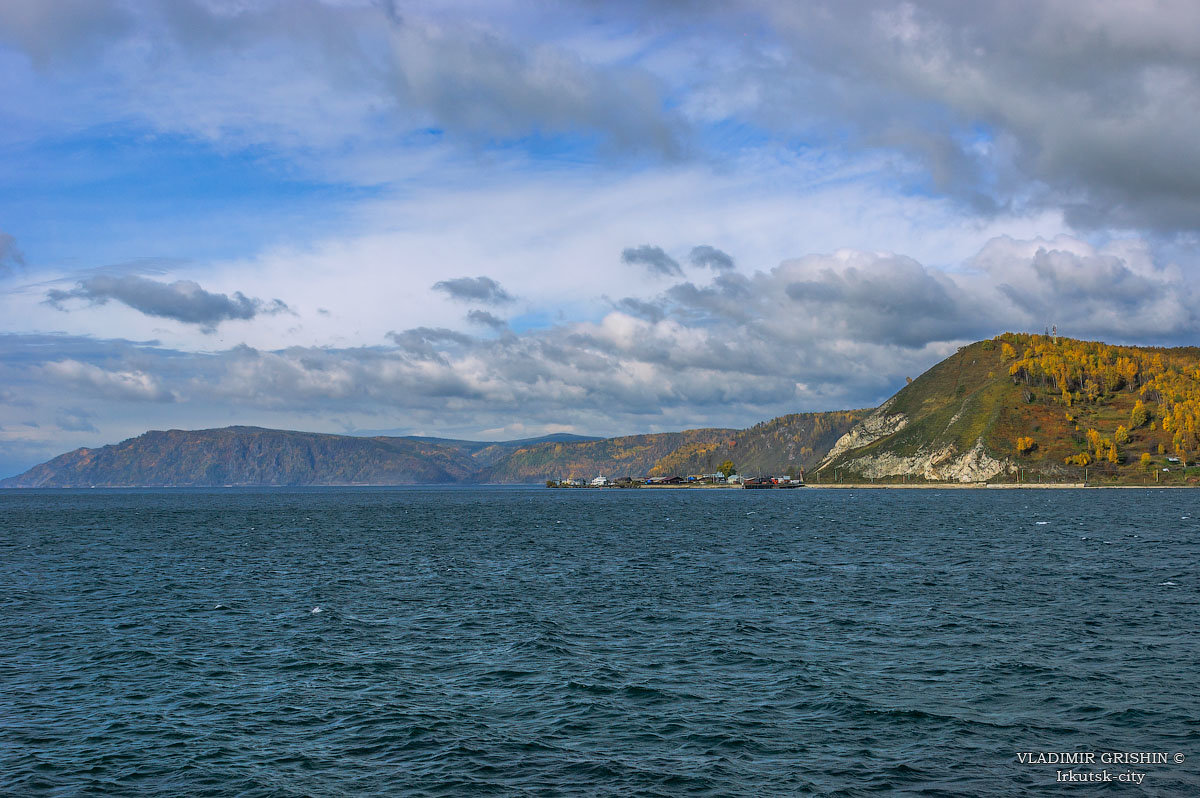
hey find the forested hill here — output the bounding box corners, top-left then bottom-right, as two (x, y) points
(817, 333), (1200, 483)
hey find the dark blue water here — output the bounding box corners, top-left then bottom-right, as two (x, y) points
(2, 488), (1198, 795)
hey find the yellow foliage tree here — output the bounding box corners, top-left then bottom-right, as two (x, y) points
(1130, 400), (1150, 429)
(1016, 436), (1036, 454)
(994, 333), (1200, 464)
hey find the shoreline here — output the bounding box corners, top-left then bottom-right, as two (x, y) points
(555, 481), (1195, 490)
(808, 482), (1192, 489)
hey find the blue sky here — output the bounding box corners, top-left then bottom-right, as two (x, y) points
(2, 0), (1200, 476)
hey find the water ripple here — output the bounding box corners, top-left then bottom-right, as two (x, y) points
(2, 487), (1199, 795)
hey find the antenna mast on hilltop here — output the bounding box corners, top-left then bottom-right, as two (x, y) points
(1052, 324), (1058, 343)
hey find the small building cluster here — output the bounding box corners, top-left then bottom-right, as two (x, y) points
(546, 471), (804, 488)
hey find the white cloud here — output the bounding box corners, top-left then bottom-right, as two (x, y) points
(41, 359), (175, 402)
(969, 235), (1199, 339)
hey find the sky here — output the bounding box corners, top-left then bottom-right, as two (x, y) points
(2, 0), (1200, 477)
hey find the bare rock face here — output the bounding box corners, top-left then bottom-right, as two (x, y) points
(844, 439), (1013, 482)
(933, 440), (1013, 482)
(820, 399), (909, 465)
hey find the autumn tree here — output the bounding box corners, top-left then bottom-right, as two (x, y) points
(1130, 400), (1150, 429)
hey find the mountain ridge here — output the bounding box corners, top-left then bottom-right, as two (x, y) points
(1, 415), (865, 487)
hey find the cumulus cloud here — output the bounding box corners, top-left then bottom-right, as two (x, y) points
(41, 359), (174, 402)
(46, 274), (288, 330)
(432, 276), (514, 304)
(621, 245), (682, 277)
(969, 235), (1199, 340)
(780, 252), (988, 348)
(689, 245), (735, 271)
(466, 309), (507, 329)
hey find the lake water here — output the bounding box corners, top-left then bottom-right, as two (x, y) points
(2, 487), (1198, 795)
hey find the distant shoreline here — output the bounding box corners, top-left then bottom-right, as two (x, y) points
(2, 481), (1193, 490)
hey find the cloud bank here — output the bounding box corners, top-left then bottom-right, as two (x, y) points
(9, 235), (1198, 457)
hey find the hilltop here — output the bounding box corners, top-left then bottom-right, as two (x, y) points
(817, 333), (1200, 484)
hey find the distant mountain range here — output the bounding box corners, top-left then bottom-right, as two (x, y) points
(0, 414), (865, 487)
(7, 334), (1200, 487)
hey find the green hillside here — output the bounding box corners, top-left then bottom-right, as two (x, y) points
(818, 333), (1200, 484)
